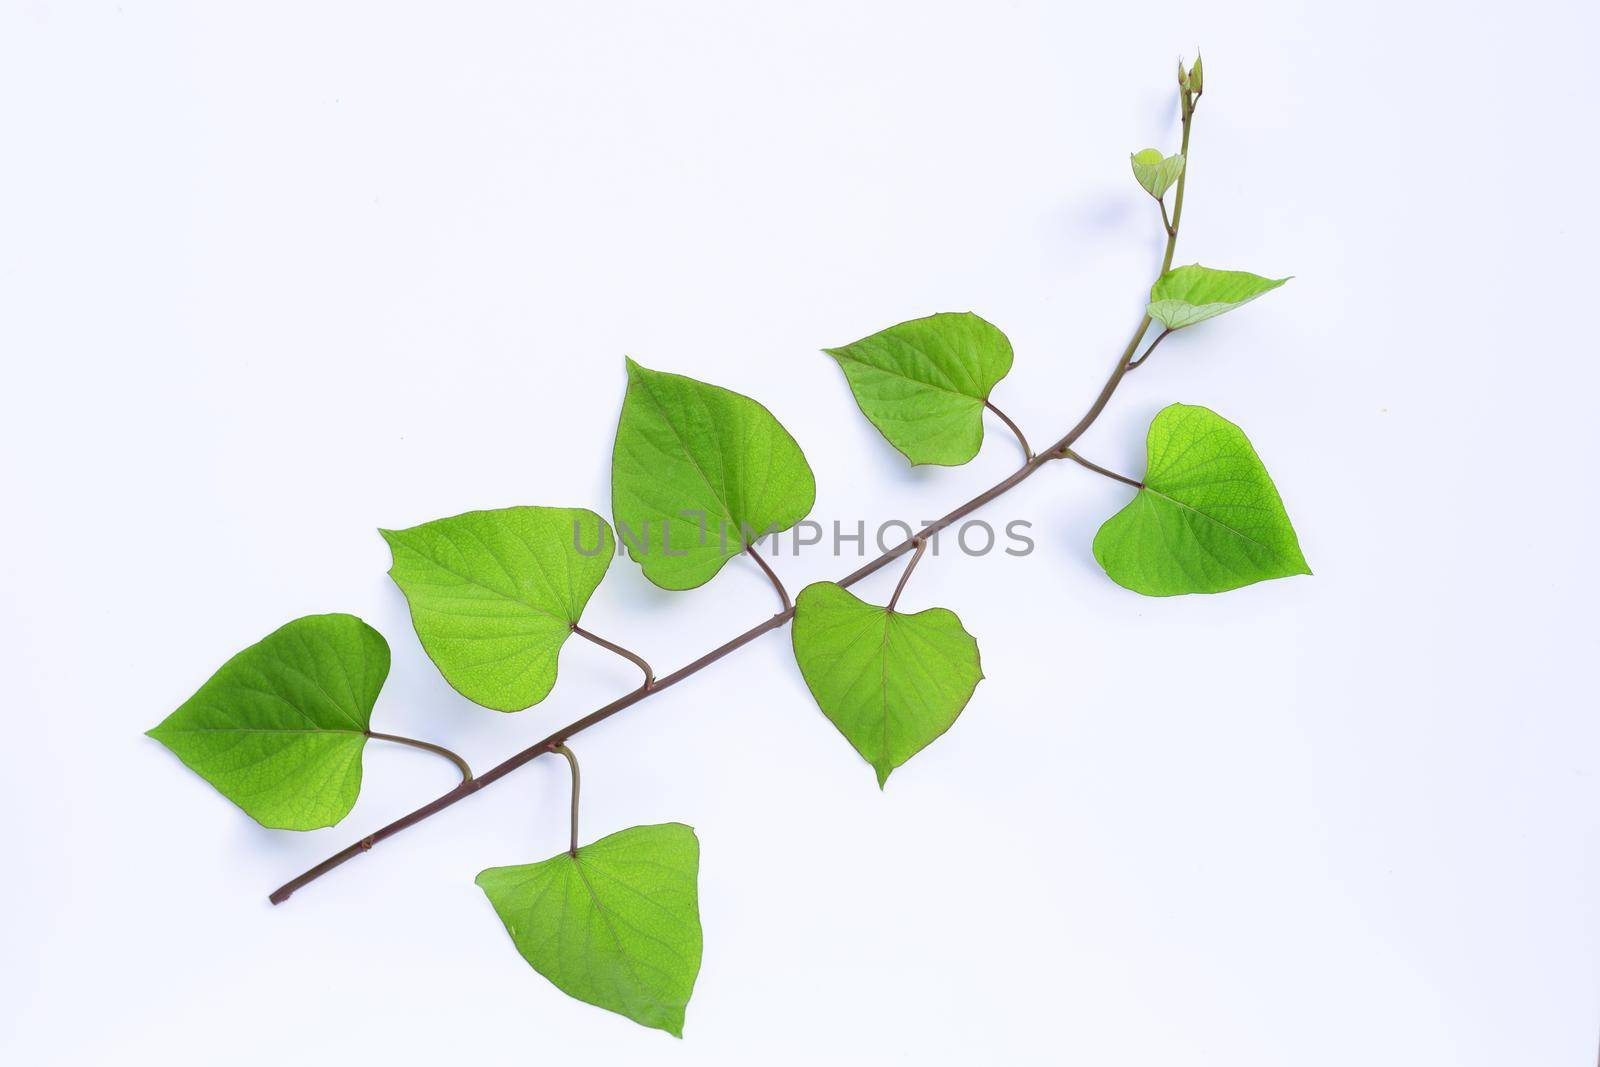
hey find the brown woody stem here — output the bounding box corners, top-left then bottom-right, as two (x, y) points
(267, 88), (1199, 907)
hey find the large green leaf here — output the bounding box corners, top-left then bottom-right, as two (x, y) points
(823, 312), (1014, 466)
(380, 507), (613, 712)
(1093, 403), (1311, 596)
(1130, 148), (1185, 199)
(1147, 265), (1289, 330)
(476, 823), (703, 1037)
(146, 613), (388, 830)
(791, 581), (983, 787)
(612, 359), (815, 590)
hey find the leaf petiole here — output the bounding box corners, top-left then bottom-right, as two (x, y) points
(366, 731), (473, 783)
(745, 545), (792, 612)
(886, 539), (928, 613)
(983, 399), (1033, 463)
(1059, 450), (1142, 490)
(552, 743), (580, 857)
(571, 624), (654, 690)
(1126, 328), (1173, 371)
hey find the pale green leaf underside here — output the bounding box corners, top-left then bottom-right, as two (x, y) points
(823, 311), (1014, 466)
(476, 823), (703, 1037)
(612, 359), (815, 590)
(1147, 264), (1289, 330)
(791, 582), (983, 786)
(1093, 403), (1311, 596)
(146, 613), (388, 830)
(381, 507), (613, 712)
(1130, 147), (1185, 199)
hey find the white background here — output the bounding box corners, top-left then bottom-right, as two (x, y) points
(3, 2), (1597, 1064)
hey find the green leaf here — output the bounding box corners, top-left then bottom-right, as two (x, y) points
(612, 359), (815, 590)
(822, 312), (1014, 466)
(1093, 403), (1311, 596)
(1147, 264), (1289, 330)
(791, 581), (983, 787)
(380, 507), (613, 712)
(1130, 148), (1185, 199)
(476, 823), (703, 1037)
(146, 613), (388, 830)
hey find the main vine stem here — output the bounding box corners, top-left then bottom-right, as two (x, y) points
(268, 87), (1198, 907)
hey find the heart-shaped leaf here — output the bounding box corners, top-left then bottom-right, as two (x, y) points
(381, 507), (613, 712)
(612, 359), (815, 590)
(1130, 148), (1185, 199)
(791, 581), (983, 786)
(1147, 264), (1289, 330)
(476, 823), (703, 1037)
(146, 613), (388, 830)
(823, 312), (1014, 466)
(1093, 403), (1311, 596)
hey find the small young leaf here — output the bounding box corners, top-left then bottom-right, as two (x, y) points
(145, 613), (388, 830)
(476, 823), (703, 1037)
(1130, 148), (1185, 199)
(791, 582), (983, 787)
(612, 359), (815, 590)
(381, 507), (613, 713)
(1147, 264), (1289, 330)
(823, 312), (1014, 466)
(1093, 404), (1311, 596)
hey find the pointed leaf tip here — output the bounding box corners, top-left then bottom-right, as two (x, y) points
(382, 506), (613, 712)
(824, 312), (1015, 466)
(792, 582), (982, 784)
(477, 823), (703, 1036)
(1147, 265), (1288, 330)
(146, 613), (388, 830)
(1093, 404), (1309, 596)
(612, 363), (815, 590)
